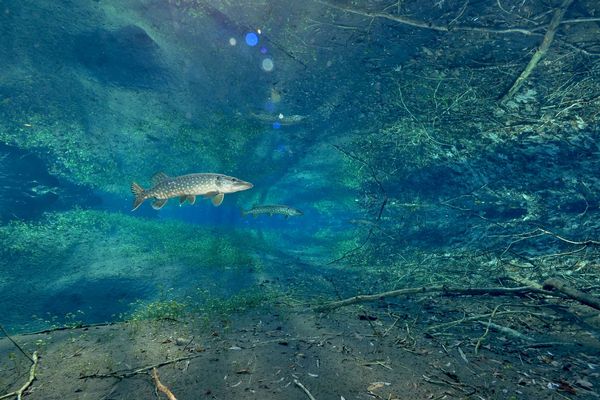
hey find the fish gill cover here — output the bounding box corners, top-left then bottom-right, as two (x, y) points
(0, 0), (599, 399)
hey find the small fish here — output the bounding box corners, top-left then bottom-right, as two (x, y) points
(24, 181), (59, 197)
(131, 172), (253, 211)
(250, 113), (307, 126)
(242, 204), (303, 218)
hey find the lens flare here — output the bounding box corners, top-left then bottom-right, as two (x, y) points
(245, 32), (258, 46)
(261, 58), (274, 72)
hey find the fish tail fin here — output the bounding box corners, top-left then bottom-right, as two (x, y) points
(131, 182), (146, 211)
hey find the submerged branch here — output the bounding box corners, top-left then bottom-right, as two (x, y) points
(500, 0), (575, 102)
(0, 351), (39, 400)
(80, 354), (202, 379)
(543, 278), (600, 311)
(151, 368), (178, 400)
(328, 144), (388, 265)
(317, 279), (600, 313)
(315, 0), (538, 35)
(314, 285), (557, 312)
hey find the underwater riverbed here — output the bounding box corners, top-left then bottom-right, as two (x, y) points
(1, 0), (600, 398)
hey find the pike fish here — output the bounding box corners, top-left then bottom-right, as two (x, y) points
(131, 172), (253, 211)
(241, 204), (303, 218)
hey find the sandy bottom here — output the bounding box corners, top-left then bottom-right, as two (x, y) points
(1, 297), (599, 400)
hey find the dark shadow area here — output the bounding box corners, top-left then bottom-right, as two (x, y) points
(73, 25), (168, 88)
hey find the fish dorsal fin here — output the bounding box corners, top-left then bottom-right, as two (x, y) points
(152, 172), (171, 185)
(212, 193), (224, 206)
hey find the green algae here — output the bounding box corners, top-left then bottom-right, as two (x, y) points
(0, 209), (257, 273)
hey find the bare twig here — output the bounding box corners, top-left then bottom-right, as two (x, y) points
(536, 228), (600, 246)
(80, 354), (202, 379)
(0, 351), (39, 400)
(315, 285), (561, 312)
(151, 367), (177, 400)
(328, 144), (388, 265)
(475, 321), (534, 342)
(426, 310), (555, 332)
(315, 0), (537, 35)
(500, 0), (575, 102)
(475, 305), (501, 354)
(294, 379), (317, 400)
(0, 325), (33, 363)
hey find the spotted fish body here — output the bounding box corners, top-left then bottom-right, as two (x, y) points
(131, 172), (253, 211)
(242, 204), (303, 218)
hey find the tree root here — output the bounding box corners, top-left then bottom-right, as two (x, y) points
(151, 367), (177, 400)
(0, 351), (39, 400)
(500, 0), (575, 102)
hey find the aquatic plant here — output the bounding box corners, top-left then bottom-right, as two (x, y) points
(0, 209), (257, 273)
(129, 299), (188, 321)
(127, 286), (277, 325)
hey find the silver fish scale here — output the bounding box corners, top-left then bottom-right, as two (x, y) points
(149, 174), (217, 199)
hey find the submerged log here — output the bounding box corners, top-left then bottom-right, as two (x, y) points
(543, 278), (600, 311)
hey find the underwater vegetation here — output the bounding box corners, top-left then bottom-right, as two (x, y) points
(0, 209), (267, 329)
(0, 0), (599, 399)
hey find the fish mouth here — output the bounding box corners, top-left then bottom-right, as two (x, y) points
(239, 180), (253, 190)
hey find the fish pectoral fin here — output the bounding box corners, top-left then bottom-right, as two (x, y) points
(152, 198), (168, 210)
(202, 191), (219, 199)
(152, 172), (171, 185)
(178, 195), (197, 206)
(211, 193), (224, 206)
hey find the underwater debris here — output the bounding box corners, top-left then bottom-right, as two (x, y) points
(131, 172), (253, 211)
(241, 204), (303, 218)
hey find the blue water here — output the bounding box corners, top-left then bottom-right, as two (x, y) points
(0, 0), (599, 336)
